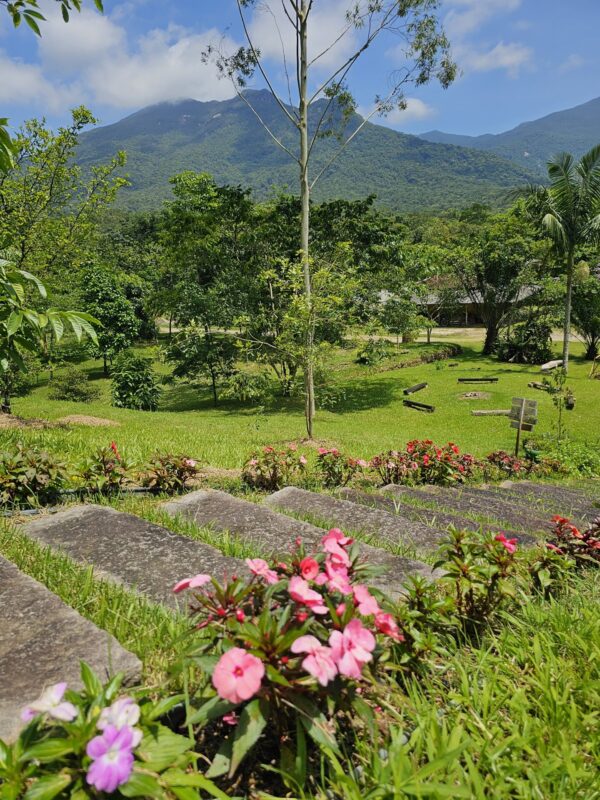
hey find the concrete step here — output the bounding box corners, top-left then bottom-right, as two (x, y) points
(494, 481), (600, 521)
(264, 486), (446, 552)
(381, 484), (552, 533)
(338, 488), (537, 547)
(21, 505), (243, 607)
(165, 489), (439, 595)
(420, 484), (568, 522)
(0, 555), (141, 742)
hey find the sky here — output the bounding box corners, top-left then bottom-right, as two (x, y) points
(1, 0), (599, 137)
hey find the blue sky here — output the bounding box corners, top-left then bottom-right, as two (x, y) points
(1, 0), (599, 137)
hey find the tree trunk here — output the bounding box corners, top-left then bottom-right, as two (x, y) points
(427, 328), (432, 344)
(299, 0), (315, 438)
(1, 378), (11, 415)
(210, 370), (218, 406)
(585, 339), (599, 360)
(103, 353), (108, 377)
(562, 248), (575, 373)
(482, 323), (499, 356)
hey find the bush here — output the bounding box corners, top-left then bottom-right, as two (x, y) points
(355, 338), (393, 365)
(222, 371), (270, 404)
(49, 365), (101, 402)
(370, 440), (480, 486)
(111, 351), (161, 411)
(497, 318), (554, 364)
(242, 444), (307, 490)
(531, 437), (600, 476)
(77, 442), (130, 494)
(1, 664), (208, 799)
(141, 453), (200, 494)
(316, 447), (368, 487)
(0, 443), (68, 507)
(485, 450), (532, 478)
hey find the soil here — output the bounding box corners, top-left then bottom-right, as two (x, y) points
(459, 391), (491, 400)
(0, 413), (58, 430)
(57, 415), (120, 427)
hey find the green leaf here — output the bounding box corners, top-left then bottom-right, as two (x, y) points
(6, 311), (22, 336)
(24, 14), (41, 35)
(137, 725), (192, 772)
(229, 698), (269, 776)
(24, 774), (72, 800)
(21, 740), (75, 763)
(79, 661), (102, 696)
(187, 695), (235, 726)
(205, 738), (232, 779)
(161, 770), (229, 799)
(289, 694), (340, 755)
(120, 770), (163, 799)
(144, 694), (185, 722)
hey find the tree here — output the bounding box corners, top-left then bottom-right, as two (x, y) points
(165, 328), (237, 407)
(522, 146), (600, 372)
(572, 274), (600, 359)
(79, 266), (139, 375)
(211, 0), (455, 437)
(0, 256), (97, 412)
(381, 293), (423, 346)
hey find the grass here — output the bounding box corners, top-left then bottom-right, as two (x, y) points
(8, 334), (600, 468)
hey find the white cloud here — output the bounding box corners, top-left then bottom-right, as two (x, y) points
(558, 53), (585, 74)
(443, 0), (521, 40)
(458, 41), (532, 77)
(358, 98), (435, 130)
(0, 51), (80, 111)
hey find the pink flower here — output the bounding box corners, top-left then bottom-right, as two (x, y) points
(289, 576), (328, 614)
(212, 648), (265, 704)
(299, 455), (308, 465)
(329, 619), (376, 679)
(299, 557), (319, 581)
(374, 612), (404, 641)
(336, 602), (346, 616)
(322, 530), (352, 568)
(172, 574), (211, 594)
(21, 682), (77, 723)
(353, 584), (380, 616)
(324, 557), (352, 594)
(86, 725), (136, 793)
(98, 698), (142, 746)
(183, 458), (197, 468)
(223, 711), (239, 726)
(546, 542), (564, 554)
(318, 447), (329, 455)
(291, 635), (338, 686)
(357, 459), (368, 469)
(495, 534), (518, 554)
(249, 458), (258, 466)
(246, 558), (279, 584)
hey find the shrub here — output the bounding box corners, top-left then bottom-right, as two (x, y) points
(0, 443), (68, 507)
(534, 437), (600, 476)
(178, 530), (404, 781)
(485, 450), (532, 477)
(370, 440), (480, 486)
(222, 371), (270, 404)
(111, 351), (161, 411)
(242, 444), (307, 490)
(141, 453), (200, 494)
(316, 447), (368, 487)
(355, 338), (393, 365)
(78, 442), (130, 494)
(497, 318), (554, 364)
(0, 664), (212, 799)
(48, 365), (101, 402)
(545, 515), (600, 568)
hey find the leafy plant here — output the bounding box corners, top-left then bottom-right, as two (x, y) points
(111, 351), (161, 411)
(0, 663), (225, 800)
(545, 515), (600, 568)
(0, 442), (68, 507)
(315, 447), (368, 488)
(355, 338), (393, 366)
(48, 365), (101, 402)
(485, 450), (531, 477)
(497, 317), (554, 364)
(77, 442), (130, 494)
(241, 444), (307, 491)
(222, 371), (270, 404)
(370, 440), (480, 486)
(141, 453), (200, 494)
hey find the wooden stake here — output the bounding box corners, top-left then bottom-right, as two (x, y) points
(514, 400), (526, 457)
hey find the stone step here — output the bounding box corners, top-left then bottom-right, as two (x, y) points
(164, 489), (438, 595)
(476, 483), (594, 521)
(495, 481), (600, 520)
(0, 555), (141, 742)
(264, 486), (446, 552)
(381, 485), (552, 533)
(21, 505), (243, 607)
(420, 484), (569, 522)
(338, 488), (538, 547)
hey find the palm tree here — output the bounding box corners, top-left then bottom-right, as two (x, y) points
(523, 146), (600, 372)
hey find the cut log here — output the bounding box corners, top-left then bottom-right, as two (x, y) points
(403, 382), (428, 395)
(471, 409), (510, 416)
(541, 359), (563, 372)
(528, 381), (549, 391)
(457, 377), (498, 383)
(403, 399), (435, 413)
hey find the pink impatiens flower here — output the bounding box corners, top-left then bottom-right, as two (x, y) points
(21, 682), (77, 723)
(212, 648), (265, 703)
(353, 584), (380, 616)
(324, 557), (352, 595)
(291, 635), (338, 686)
(289, 576), (328, 614)
(86, 725), (136, 793)
(299, 557), (319, 581)
(98, 698), (142, 747)
(374, 611), (404, 641)
(172, 574), (211, 594)
(495, 534), (518, 554)
(329, 619), (376, 679)
(246, 558), (279, 585)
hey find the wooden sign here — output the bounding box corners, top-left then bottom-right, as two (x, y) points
(509, 397), (538, 456)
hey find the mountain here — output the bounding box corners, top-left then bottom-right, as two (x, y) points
(77, 90), (534, 212)
(420, 96), (600, 175)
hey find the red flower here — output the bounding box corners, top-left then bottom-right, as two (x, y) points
(495, 533), (518, 554)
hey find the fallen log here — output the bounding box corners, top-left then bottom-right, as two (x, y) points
(528, 381), (550, 392)
(471, 409), (511, 416)
(457, 377), (498, 384)
(403, 399), (435, 413)
(403, 382), (428, 395)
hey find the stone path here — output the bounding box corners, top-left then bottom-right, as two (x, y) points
(266, 486), (446, 552)
(0, 556), (140, 742)
(164, 489), (439, 595)
(422, 484), (565, 525)
(381, 484), (552, 532)
(337, 488), (538, 546)
(22, 505), (243, 607)
(493, 481), (599, 521)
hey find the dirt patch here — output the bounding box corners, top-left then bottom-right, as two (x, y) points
(459, 391), (491, 400)
(58, 415), (120, 427)
(0, 413), (58, 430)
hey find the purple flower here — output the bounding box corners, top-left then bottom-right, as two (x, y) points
(21, 682), (77, 723)
(98, 698), (142, 746)
(86, 725), (136, 793)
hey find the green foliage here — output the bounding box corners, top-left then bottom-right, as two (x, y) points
(77, 442), (130, 494)
(1, 0), (104, 35)
(355, 338), (393, 366)
(242, 445), (307, 491)
(0, 442), (68, 507)
(165, 328), (236, 407)
(0, 117), (15, 173)
(497, 316), (554, 364)
(572, 274), (600, 359)
(222, 371), (271, 404)
(111, 351), (161, 411)
(48, 365), (100, 402)
(141, 453), (199, 494)
(370, 440), (480, 486)
(315, 447), (368, 488)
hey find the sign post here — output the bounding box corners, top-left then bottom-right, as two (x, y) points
(508, 397), (538, 456)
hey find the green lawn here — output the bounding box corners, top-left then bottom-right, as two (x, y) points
(8, 333), (599, 468)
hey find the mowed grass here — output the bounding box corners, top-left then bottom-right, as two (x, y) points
(7, 334), (600, 467)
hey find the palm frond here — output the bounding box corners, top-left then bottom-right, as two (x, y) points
(541, 212), (567, 251)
